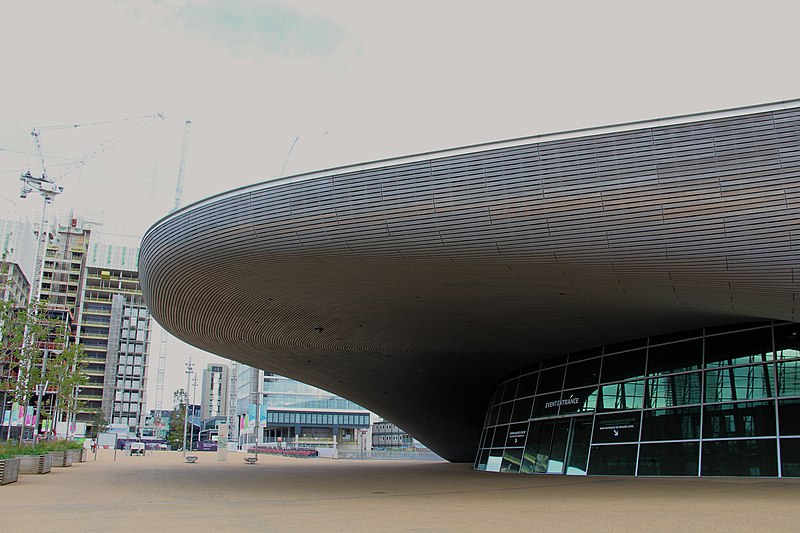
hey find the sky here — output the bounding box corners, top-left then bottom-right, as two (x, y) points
(1, 0), (799, 410)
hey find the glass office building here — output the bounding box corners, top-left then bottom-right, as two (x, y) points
(477, 321), (800, 477)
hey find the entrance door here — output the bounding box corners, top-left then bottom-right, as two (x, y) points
(521, 415), (594, 474)
(545, 416), (592, 475)
(565, 416), (593, 475)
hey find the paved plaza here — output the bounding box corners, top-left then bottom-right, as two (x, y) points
(1, 450), (799, 532)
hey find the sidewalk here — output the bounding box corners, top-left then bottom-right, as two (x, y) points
(1, 450), (798, 532)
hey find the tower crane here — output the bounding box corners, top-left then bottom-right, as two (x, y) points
(15, 112), (163, 442)
(154, 119), (192, 425)
(19, 112), (164, 302)
(172, 119), (192, 213)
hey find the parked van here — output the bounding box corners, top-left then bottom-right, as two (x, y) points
(130, 442), (145, 456)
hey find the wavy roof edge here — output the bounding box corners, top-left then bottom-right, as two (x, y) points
(146, 97), (800, 234)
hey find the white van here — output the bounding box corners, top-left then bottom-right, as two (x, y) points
(130, 442), (145, 456)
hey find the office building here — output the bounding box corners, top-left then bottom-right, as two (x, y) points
(200, 363), (229, 420)
(236, 363), (371, 449)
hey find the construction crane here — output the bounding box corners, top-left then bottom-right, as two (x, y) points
(154, 119), (192, 423)
(19, 112), (164, 302)
(172, 119), (192, 213)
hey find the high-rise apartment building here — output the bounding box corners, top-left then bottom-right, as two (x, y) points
(36, 214), (151, 433)
(79, 230), (151, 433)
(200, 364), (229, 420)
(0, 218), (37, 305)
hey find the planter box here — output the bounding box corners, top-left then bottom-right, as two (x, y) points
(0, 457), (21, 485)
(67, 449), (84, 463)
(48, 451), (73, 467)
(16, 454), (52, 474)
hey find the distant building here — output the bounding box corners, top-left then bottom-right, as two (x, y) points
(0, 218), (37, 305)
(1, 212), (152, 438)
(142, 409), (172, 439)
(201, 363), (229, 420)
(372, 420), (413, 449)
(74, 221), (151, 434)
(235, 363), (371, 449)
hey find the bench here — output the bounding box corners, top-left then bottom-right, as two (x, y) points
(244, 457), (258, 464)
(185, 455), (198, 463)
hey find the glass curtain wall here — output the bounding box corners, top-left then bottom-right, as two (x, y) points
(476, 321), (800, 477)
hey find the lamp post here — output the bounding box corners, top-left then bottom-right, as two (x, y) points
(253, 369), (261, 460)
(69, 386), (81, 437)
(181, 358), (193, 457)
(190, 373), (197, 452)
(32, 348), (48, 442)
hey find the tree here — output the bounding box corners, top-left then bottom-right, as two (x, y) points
(0, 297), (52, 443)
(87, 410), (108, 438)
(166, 388), (188, 449)
(1, 255), (89, 442)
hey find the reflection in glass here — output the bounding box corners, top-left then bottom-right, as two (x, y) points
(701, 439), (777, 476)
(778, 399), (800, 435)
(600, 349), (646, 383)
(566, 417), (593, 475)
(777, 360), (800, 397)
(704, 328), (772, 367)
(780, 438), (800, 477)
(773, 323), (800, 360)
(646, 372), (701, 408)
(520, 421), (553, 473)
(592, 413), (641, 443)
(476, 450), (488, 470)
(486, 450), (503, 472)
(588, 444), (637, 475)
(557, 387), (598, 415)
(547, 420), (570, 473)
(647, 339), (703, 376)
(703, 400), (776, 438)
(477, 321), (795, 478)
(532, 393), (561, 418)
(598, 380), (645, 411)
(501, 449), (523, 473)
(641, 407), (700, 441)
(638, 442), (699, 476)
(704, 364), (773, 403)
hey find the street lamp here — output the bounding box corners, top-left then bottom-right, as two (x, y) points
(70, 386), (81, 437)
(190, 372), (198, 452)
(181, 358), (193, 457)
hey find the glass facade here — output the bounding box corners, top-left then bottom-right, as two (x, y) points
(476, 321), (800, 477)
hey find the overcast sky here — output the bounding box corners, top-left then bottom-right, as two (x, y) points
(1, 0), (799, 409)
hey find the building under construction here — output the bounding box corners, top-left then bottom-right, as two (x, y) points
(1, 212), (152, 437)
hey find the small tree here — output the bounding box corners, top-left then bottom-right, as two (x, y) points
(47, 337), (89, 436)
(167, 388), (187, 449)
(0, 298), (52, 443)
(87, 409), (109, 438)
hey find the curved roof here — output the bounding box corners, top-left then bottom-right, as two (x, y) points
(140, 100), (800, 461)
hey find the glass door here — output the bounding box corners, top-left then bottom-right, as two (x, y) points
(565, 416), (593, 475)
